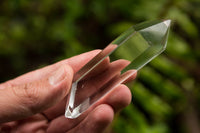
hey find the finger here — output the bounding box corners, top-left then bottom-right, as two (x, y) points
(43, 59), (130, 120)
(67, 104), (113, 133)
(123, 70), (137, 83)
(0, 64), (73, 123)
(46, 84), (132, 132)
(65, 50), (103, 74)
(46, 104), (113, 133)
(73, 57), (110, 81)
(71, 44), (117, 81)
(67, 70), (135, 119)
(1, 50), (101, 87)
(101, 84), (132, 112)
(0, 114), (48, 133)
(72, 59), (130, 106)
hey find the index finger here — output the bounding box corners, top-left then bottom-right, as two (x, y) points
(5, 50), (102, 85)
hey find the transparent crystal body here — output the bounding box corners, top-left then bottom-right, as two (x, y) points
(65, 20), (171, 118)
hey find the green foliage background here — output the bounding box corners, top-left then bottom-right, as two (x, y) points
(0, 0), (199, 132)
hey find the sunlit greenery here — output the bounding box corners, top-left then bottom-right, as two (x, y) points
(0, 0), (199, 132)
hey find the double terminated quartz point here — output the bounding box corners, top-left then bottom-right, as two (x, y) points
(65, 20), (171, 119)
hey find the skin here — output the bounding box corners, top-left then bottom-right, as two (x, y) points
(0, 50), (137, 133)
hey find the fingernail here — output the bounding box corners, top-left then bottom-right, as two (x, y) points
(49, 67), (65, 85)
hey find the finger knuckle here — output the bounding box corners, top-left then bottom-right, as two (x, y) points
(12, 83), (40, 113)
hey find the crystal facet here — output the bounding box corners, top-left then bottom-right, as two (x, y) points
(65, 20), (171, 119)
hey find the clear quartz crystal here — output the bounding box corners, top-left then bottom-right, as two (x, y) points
(65, 20), (171, 119)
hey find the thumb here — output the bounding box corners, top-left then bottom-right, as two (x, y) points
(0, 64), (73, 123)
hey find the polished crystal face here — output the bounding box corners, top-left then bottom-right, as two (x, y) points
(65, 20), (171, 119)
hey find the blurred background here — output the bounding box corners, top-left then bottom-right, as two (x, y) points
(0, 0), (199, 132)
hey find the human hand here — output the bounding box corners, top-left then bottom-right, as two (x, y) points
(0, 50), (137, 133)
